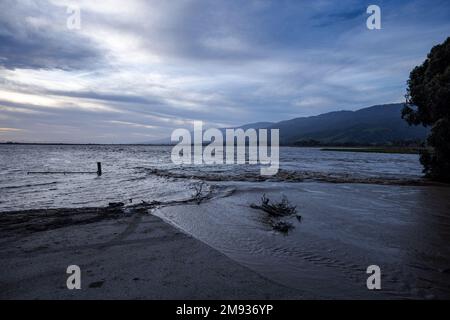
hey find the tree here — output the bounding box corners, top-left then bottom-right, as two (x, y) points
(402, 37), (450, 182)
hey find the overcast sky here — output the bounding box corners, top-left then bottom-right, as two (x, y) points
(0, 0), (449, 143)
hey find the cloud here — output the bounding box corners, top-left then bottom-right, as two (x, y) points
(106, 120), (158, 130)
(0, 0), (104, 70)
(0, 0), (449, 142)
(0, 127), (23, 132)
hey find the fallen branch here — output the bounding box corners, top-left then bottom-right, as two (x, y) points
(271, 221), (294, 233)
(250, 194), (297, 217)
(192, 182), (207, 204)
(250, 194), (300, 234)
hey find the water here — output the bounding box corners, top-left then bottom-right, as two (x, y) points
(2, 144), (449, 299)
(0, 145), (190, 211)
(154, 181), (450, 299)
(0, 145), (423, 211)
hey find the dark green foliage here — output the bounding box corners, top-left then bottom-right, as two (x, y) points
(419, 118), (450, 181)
(402, 37), (450, 182)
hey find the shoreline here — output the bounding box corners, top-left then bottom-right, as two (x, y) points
(153, 181), (450, 299)
(144, 167), (447, 187)
(0, 202), (304, 299)
(2, 180), (450, 299)
(320, 147), (422, 154)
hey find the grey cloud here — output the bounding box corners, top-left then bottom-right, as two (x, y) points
(0, 1), (105, 70)
(45, 90), (157, 105)
(1, 0), (450, 143)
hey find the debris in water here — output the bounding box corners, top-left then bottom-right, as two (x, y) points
(250, 194), (299, 233)
(271, 221), (294, 233)
(250, 194), (297, 216)
(108, 202), (124, 208)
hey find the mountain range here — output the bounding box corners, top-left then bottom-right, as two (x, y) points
(260, 103), (428, 145)
(150, 103), (429, 146)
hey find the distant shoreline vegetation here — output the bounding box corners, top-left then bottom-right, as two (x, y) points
(294, 139), (425, 154)
(320, 147), (423, 154)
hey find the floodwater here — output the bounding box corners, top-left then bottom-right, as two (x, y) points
(1, 144), (449, 299)
(154, 181), (450, 299)
(0, 145), (423, 211)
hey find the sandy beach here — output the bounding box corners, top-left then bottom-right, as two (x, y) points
(0, 203), (304, 299)
(1, 146), (450, 299)
(2, 179), (450, 299)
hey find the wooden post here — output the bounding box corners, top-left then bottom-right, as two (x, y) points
(97, 162), (102, 176)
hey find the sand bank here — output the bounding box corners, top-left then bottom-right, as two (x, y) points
(0, 205), (303, 299)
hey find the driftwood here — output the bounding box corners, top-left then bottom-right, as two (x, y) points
(192, 182), (207, 204)
(271, 221), (294, 233)
(108, 202), (124, 208)
(250, 194), (297, 216)
(250, 194), (299, 234)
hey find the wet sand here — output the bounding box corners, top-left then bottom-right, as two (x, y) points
(0, 205), (303, 299)
(2, 180), (450, 299)
(154, 182), (450, 299)
(145, 167), (442, 186)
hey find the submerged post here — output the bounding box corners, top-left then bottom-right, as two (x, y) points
(97, 162), (102, 176)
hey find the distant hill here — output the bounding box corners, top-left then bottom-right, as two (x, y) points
(144, 104), (428, 146)
(237, 122), (275, 130)
(261, 103), (428, 145)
